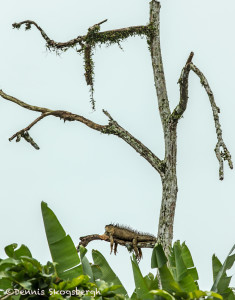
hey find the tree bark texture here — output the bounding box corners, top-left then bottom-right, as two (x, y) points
(149, 0), (178, 252)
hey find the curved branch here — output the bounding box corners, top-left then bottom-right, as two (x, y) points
(13, 20), (84, 50)
(170, 57), (233, 180)
(190, 63), (233, 179)
(0, 89), (52, 113)
(0, 90), (164, 175)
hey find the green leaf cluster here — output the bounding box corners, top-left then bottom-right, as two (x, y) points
(150, 242), (223, 300)
(1, 202), (234, 300)
(0, 243), (56, 298)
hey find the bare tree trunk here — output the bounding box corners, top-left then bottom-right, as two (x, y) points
(149, 0), (178, 251)
(159, 125), (178, 251)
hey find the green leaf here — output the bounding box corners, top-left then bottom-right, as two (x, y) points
(92, 250), (127, 296)
(224, 288), (235, 300)
(144, 273), (159, 290)
(21, 261), (38, 277)
(91, 264), (102, 280)
(79, 245), (88, 260)
(212, 255), (223, 282)
(178, 274), (198, 293)
(41, 201), (66, 244)
(173, 241), (188, 281)
(18, 280), (32, 290)
(14, 245), (32, 259)
(0, 258), (19, 272)
(21, 256), (42, 271)
(5, 244), (18, 258)
(217, 276), (232, 293)
(79, 246), (94, 282)
(167, 241), (198, 292)
(151, 244), (181, 292)
(57, 275), (89, 290)
(188, 290), (223, 299)
(131, 258), (151, 299)
(181, 243), (194, 269)
(49, 294), (64, 300)
(211, 244), (235, 293)
(101, 284), (123, 296)
(130, 291), (138, 300)
(159, 265), (181, 292)
(149, 289), (176, 300)
(41, 201), (82, 280)
(0, 278), (12, 290)
(50, 235), (82, 280)
(151, 244), (168, 269)
(187, 267), (198, 282)
(169, 241), (199, 283)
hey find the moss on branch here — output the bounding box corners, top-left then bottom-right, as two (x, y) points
(12, 20), (155, 110)
(82, 24), (154, 110)
(84, 24), (154, 47)
(84, 45), (95, 110)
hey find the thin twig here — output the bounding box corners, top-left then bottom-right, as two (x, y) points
(9, 112), (51, 141)
(0, 89), (51, 113)
(102, 109), (113, 120)
(186, 51), (194, 65)
(90, 19), (108, 29)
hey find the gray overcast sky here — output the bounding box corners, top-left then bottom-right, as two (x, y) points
(0, 0), (235, 294)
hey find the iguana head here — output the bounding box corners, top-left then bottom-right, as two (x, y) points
(105, 224), (114, 235)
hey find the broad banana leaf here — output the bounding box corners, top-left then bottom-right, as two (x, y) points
(92, 249), (128, 296)
(211, 244), (235, 293)
(79, 245), (94, 282)
(41, 201), (82, 280)
(131, 256), (152, 299)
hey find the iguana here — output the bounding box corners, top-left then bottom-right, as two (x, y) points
(104, 224), (156, 260)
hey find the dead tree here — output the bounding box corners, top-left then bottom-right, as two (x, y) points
(0, 0), (233, 252)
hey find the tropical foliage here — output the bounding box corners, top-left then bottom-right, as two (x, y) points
(0, 202), (234, 300)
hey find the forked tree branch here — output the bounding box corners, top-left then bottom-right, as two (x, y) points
(0, 89), (165, 176)
(171, 55), (233, 180)
(9, 112), (52, 142)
